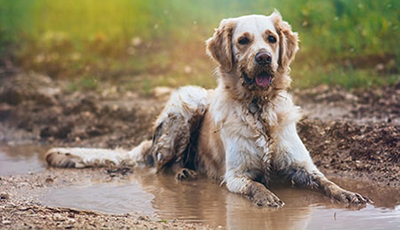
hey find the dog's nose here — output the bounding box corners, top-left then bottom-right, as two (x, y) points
(255, 52), (272, 65)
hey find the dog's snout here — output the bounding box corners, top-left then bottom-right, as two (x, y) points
(255, 52), (272, 65)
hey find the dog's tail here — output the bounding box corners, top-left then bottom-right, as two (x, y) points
(45, 140), (152, 168)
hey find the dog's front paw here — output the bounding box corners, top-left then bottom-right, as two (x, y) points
(252, 191), (284, 208)
(331, 188), (372, 204)
(248, 184), (284, 208)
(175, 168), (198, 181)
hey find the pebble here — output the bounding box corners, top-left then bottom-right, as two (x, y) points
(0, 192), (9, 200)
(2, 220), (11, 225)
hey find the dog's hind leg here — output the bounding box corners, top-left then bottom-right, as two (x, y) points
(46, 86), (207, 171)
(46, 140), (152, 168)
(149, 86), (208, 172)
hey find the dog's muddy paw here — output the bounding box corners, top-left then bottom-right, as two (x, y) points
(251, 189), (285, 208)
(332, 189), (372, 204)
(174, 168), (198, 181)
(45, 148), (85, 168)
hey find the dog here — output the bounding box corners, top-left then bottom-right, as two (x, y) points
(46, 11), (371, 207)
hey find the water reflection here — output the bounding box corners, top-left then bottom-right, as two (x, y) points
(0, 143), (48, 175)
(42, 169), (400, 229)
(0, 144), (398, 229)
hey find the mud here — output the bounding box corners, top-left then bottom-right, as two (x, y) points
(42, 172), (400, 229)
(294, 85), (400, 187)
(0, 145), (399, 229)
(0, 69), (399, 229)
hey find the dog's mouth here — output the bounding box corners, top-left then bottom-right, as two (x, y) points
(243, 71), (273, 88)
(256, 71), (273, 87)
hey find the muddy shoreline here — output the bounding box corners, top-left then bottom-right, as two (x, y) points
(0, 70), (399, 228)
(0, 167), (212, 229)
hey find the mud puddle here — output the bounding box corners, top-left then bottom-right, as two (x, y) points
(0, 142), (399, 229)
(0, 143), (48, 176)
(41, 169), (400, 230)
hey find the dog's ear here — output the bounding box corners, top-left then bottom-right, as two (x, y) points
(272, 10), (299, 70)
(206, 19), (236, 71)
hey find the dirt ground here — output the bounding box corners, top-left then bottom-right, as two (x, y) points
(0, 68), (399, 229)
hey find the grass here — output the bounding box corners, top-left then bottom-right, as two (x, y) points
(293, 66), (399, 90)
(0, 0), (398, 93)
(68, 75), (99, 92)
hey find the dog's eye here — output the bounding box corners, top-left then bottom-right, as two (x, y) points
(268, 35), (277, 43)
(238, 37), (250, 45)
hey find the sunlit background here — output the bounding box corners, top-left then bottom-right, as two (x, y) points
(0, 0), (398, 93)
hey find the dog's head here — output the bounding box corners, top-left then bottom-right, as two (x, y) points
(206, 11), (298, 96)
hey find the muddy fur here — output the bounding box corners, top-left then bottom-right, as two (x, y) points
(272, 164), (318, 188)
(46, 11), (372, 208)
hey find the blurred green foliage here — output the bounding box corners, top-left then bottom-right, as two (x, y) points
(0, 0), (398, 91)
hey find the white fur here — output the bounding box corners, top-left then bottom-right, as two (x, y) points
(46, 140), (152, 168)
(47, 147), (130, 167)
(209, 88), (315, 194)
(155, 86), (207, 127)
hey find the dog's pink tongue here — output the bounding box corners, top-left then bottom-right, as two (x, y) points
(256, 74), (271, 87)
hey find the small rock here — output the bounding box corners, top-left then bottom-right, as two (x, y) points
(184, 66), (192, 74)
(0, 192), (10, 200)
(53, 213), (65, 221)
(152, 87), (173, 98)
(355, 160), (363, 170)
(138, 216), (148, 221)
(18, 206), (29, 211)
(45, 177), (54, 184)
(2, 220), (11, 225)
(344, 156), (352, 162)
(131, 37), (142, 47)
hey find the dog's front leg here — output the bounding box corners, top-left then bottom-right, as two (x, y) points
(225, 172), (284, 207)
(275, 121), (371, 204)
(223, 136), (284, 208)
(312, 175), (372, 204)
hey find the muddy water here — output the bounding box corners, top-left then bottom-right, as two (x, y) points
(42, 170), (400, 230)
(1, 144), (399, 229)
(0, 143), (48, 175)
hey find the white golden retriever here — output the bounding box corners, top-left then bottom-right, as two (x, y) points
(46, 11), (371, 207)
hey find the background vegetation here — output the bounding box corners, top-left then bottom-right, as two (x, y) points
(0, 0), (398, 93)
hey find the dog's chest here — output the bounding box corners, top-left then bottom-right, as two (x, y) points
(244, 111), (273, 161)
(222, 105), (274, 171)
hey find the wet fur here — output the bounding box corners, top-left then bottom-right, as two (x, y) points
(46, 11), (371, 207)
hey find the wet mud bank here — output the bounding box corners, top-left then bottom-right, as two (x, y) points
(0, 70), (399, 229)
(1, 71), (398, 186)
